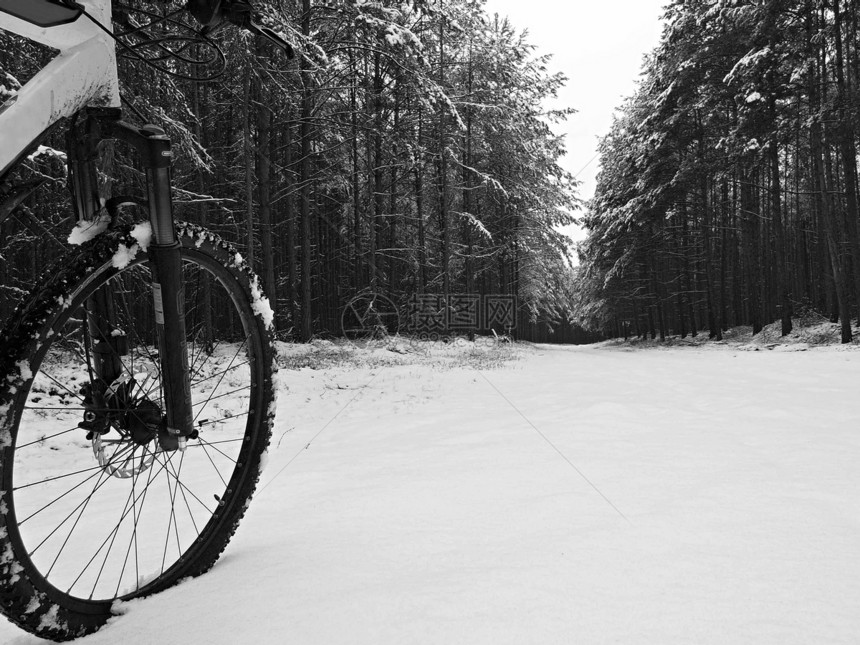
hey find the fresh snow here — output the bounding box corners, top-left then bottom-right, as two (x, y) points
(25, 145), (67, 163)
(110, 243), (139, 269)
(1, 71), (21, 101)
(111, 222), (152, 269)
(67, 214), (110, 246)
(1, 340), (858, 644)
(129, 222), (152, 251)
(249, 276), (275, 330)
(14, 360), (31, 382)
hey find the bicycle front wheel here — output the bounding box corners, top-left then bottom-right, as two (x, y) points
(0, 223), (276, 641)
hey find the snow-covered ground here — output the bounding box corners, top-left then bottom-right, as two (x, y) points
(2, 337), (858, 644)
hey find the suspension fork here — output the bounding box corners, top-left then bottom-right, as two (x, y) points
(71, 109), (194, 450)
(68, 111), (123, 430)
(139, 125), (193, 451)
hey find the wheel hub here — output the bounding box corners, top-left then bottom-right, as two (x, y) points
(88, 377), (163, 479)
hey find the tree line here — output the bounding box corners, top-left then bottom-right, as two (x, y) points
(0, 0), (581, 342)
(577, 0), (860, 343)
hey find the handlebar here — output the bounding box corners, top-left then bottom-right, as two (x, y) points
(186, 0), (293, 58)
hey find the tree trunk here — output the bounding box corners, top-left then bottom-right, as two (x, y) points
(283, 121), (298, 334)
(372, 50), (384, 292)
(299, 0), (313, 340)
(438, 8), (450, 299)
(833, 0), (860, 324)
(769, 99), (792, 336)
(350, 46), (363, 292)
(256, 42), (277, 332)
(242, 65), (255, 269)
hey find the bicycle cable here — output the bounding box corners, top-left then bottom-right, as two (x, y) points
(79, 3), (228, 82)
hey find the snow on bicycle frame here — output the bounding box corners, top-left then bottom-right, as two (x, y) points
(0, 0), (119, 179)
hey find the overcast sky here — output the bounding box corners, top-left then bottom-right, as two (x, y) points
(481, 0), (667, 243)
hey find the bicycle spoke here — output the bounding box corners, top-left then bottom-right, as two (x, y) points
(192, 385), (251, 408)
(192, 342), (250, 424)
(87, 466), (142, 598)
(187, 269), (206, 379)
(109, 271), (163, 411)
(196, 439), (229, 488)
(15, 442), (136, 496)
(28, 441), (132, 552)
(167, 455), (202, 538)
(43, 453), (119, 575)
(36, 371), (86, 405)
(16, 426), (82, 449)
(17, 457), (123, 528)
(1, 229), (272, 620)
(113, 451), (148, 598)
(65, 449), (179, 592)
(189, 337), (225, 384)
(161, 451), (185, 574)
(196, 411), (250, 428)
(148, 450), (214, 515)
(115, 275), (162, 389)
(191, 356), (251, 388)
(121, 444), (162, 595)
(185, 435), (245, 446)
(196, 437), (240, 467)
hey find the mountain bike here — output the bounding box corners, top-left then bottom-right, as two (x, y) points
(0, 1), (288, 639)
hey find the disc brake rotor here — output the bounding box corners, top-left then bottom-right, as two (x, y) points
(91, 376), (162, 479)
(92, 434), (155, 479)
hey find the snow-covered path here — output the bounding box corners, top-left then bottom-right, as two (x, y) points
(3, 344), (858, 644)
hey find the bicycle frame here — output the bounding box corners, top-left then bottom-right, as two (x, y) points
(1, 0), (195, 447)
(0, 4), (276, 638)
(0, 0), (119, 178)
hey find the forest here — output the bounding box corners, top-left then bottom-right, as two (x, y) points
(0, 0), (589, 343)
(577, 0), (860, 343)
